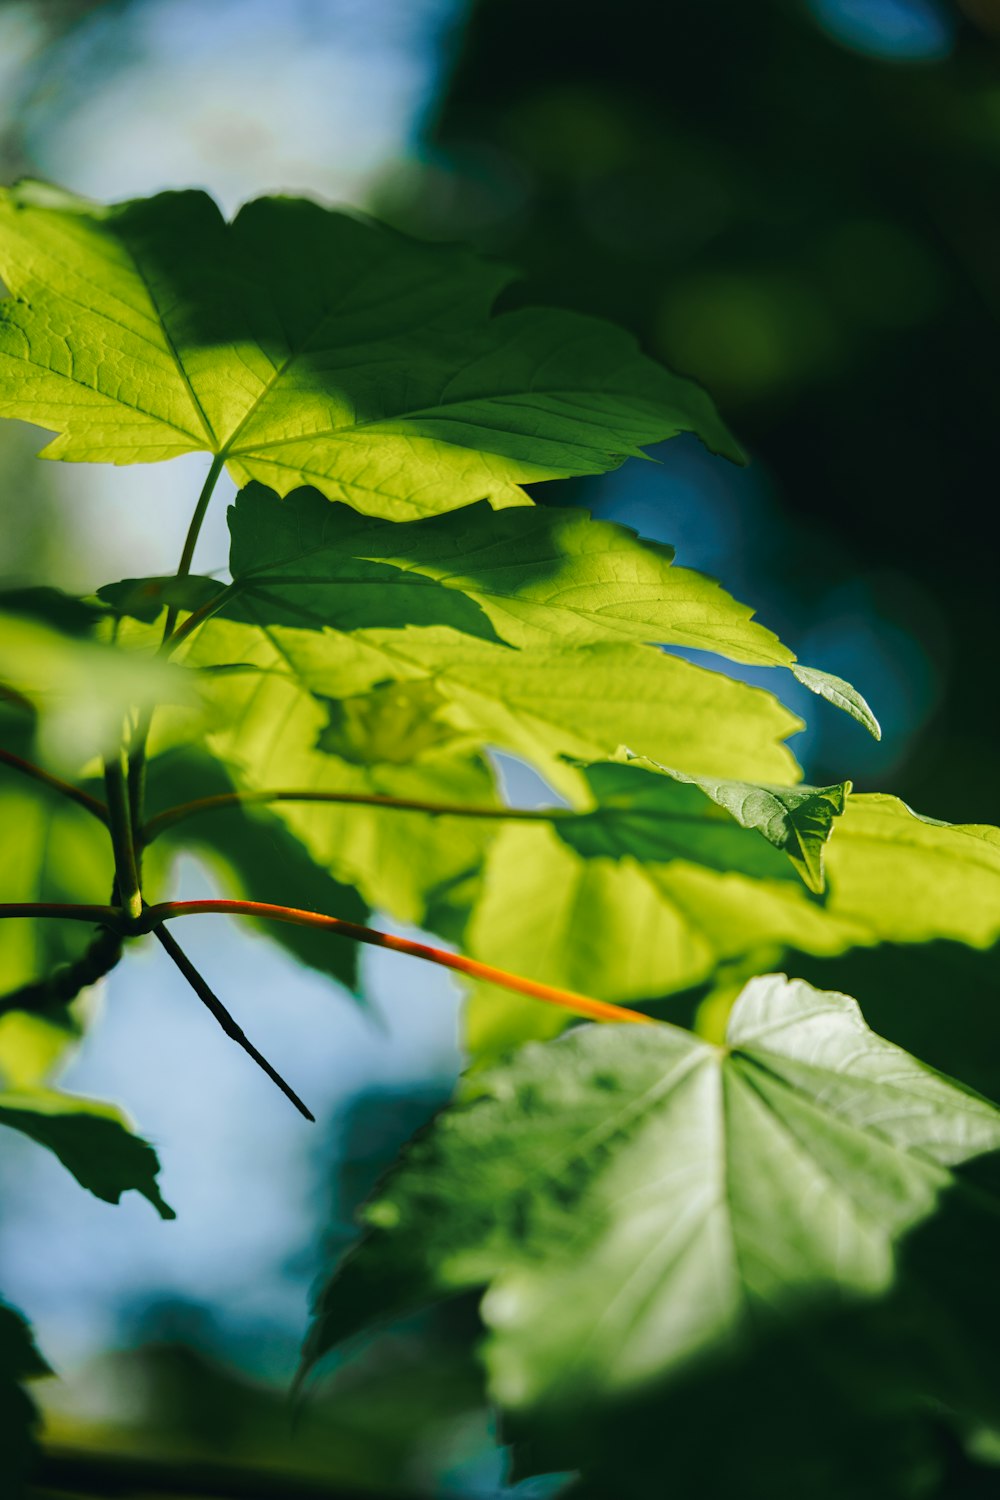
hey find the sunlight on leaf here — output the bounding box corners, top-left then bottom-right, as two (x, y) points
(0, 182), (741, 521)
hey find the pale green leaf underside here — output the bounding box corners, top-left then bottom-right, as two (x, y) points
(0, 1086), (174, 1217)
(0, 181), (741, 520)
(302, 975), (1000, 1415)
(793, 664), (881, 741)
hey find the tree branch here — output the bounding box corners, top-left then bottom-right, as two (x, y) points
(0, 903), (122, 925)
(144, 900), (655, 1029)
(0, 747), (109, 823)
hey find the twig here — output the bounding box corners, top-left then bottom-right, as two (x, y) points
(0, 903), (121, 925)
(0, 747), (109, 823)
(153, 925), (315, 1121)
(144, 900), (655, 1029)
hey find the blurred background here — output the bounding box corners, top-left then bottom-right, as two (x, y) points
(1, 0), (999, 1494)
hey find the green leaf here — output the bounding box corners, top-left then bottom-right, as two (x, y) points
(149, 659), (503, 928)
(0, 182), (740, 520)
(563, 757), (849, 893)
(0, 605), (194, 770)
(315, 682), (463, 766)
(302, 976), (1000, 1426)
(0, 1304), (48, 1386)
(0, 585), (103, 635)
(824, 793), (1000, 947)
(224, 483), (791, 664)
(0, 1087), (174, 1218)
(462, 819), (864, 1059)
(185, 622), (801, 803)
(792, 664), (882, 741)
(461, 781), (1000, 1061)
(97, 574), (221, 626)
(0, 1302), (49, 1493)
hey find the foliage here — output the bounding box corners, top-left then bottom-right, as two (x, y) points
(0, 182), (998, 1498)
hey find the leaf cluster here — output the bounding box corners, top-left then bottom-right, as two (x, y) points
(0, 182), (998, 1497)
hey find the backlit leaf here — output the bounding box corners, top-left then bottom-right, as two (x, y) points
(462, 782), (1000, 1059)
(223, 483), (791, 663)
(792, 664), (882, 741)
(0, 182), (740, 521)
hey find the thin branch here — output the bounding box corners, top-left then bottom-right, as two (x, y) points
(103, 754), (143, 925)
(144, 900), (656, 1029)
(0, 747), (109, 823)
(153, 925), (315, 1121)
(142, 788), (564, 845)
(0, 902), (121, 925)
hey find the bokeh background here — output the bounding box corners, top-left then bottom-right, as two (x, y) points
(1, 1), (999, 1495)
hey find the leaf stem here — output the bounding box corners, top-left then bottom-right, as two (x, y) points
(0, 903), (122, 925)
(143, 900), (656, 1029)
(129, 452), (227, 837)
(141, 789), (565, 844)
(160, 583), (236, 657)
(167, 452), (227, 633)
(153, 925), (314, 1120)
(103, 754), (143, 926)
(0, 747), (109, 823)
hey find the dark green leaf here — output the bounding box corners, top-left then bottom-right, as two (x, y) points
(561, 758), (848, 892)
(97, 574), (222, 625)
(0, 1302), (49, 1495)
(0, 1088), (175, 1218)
